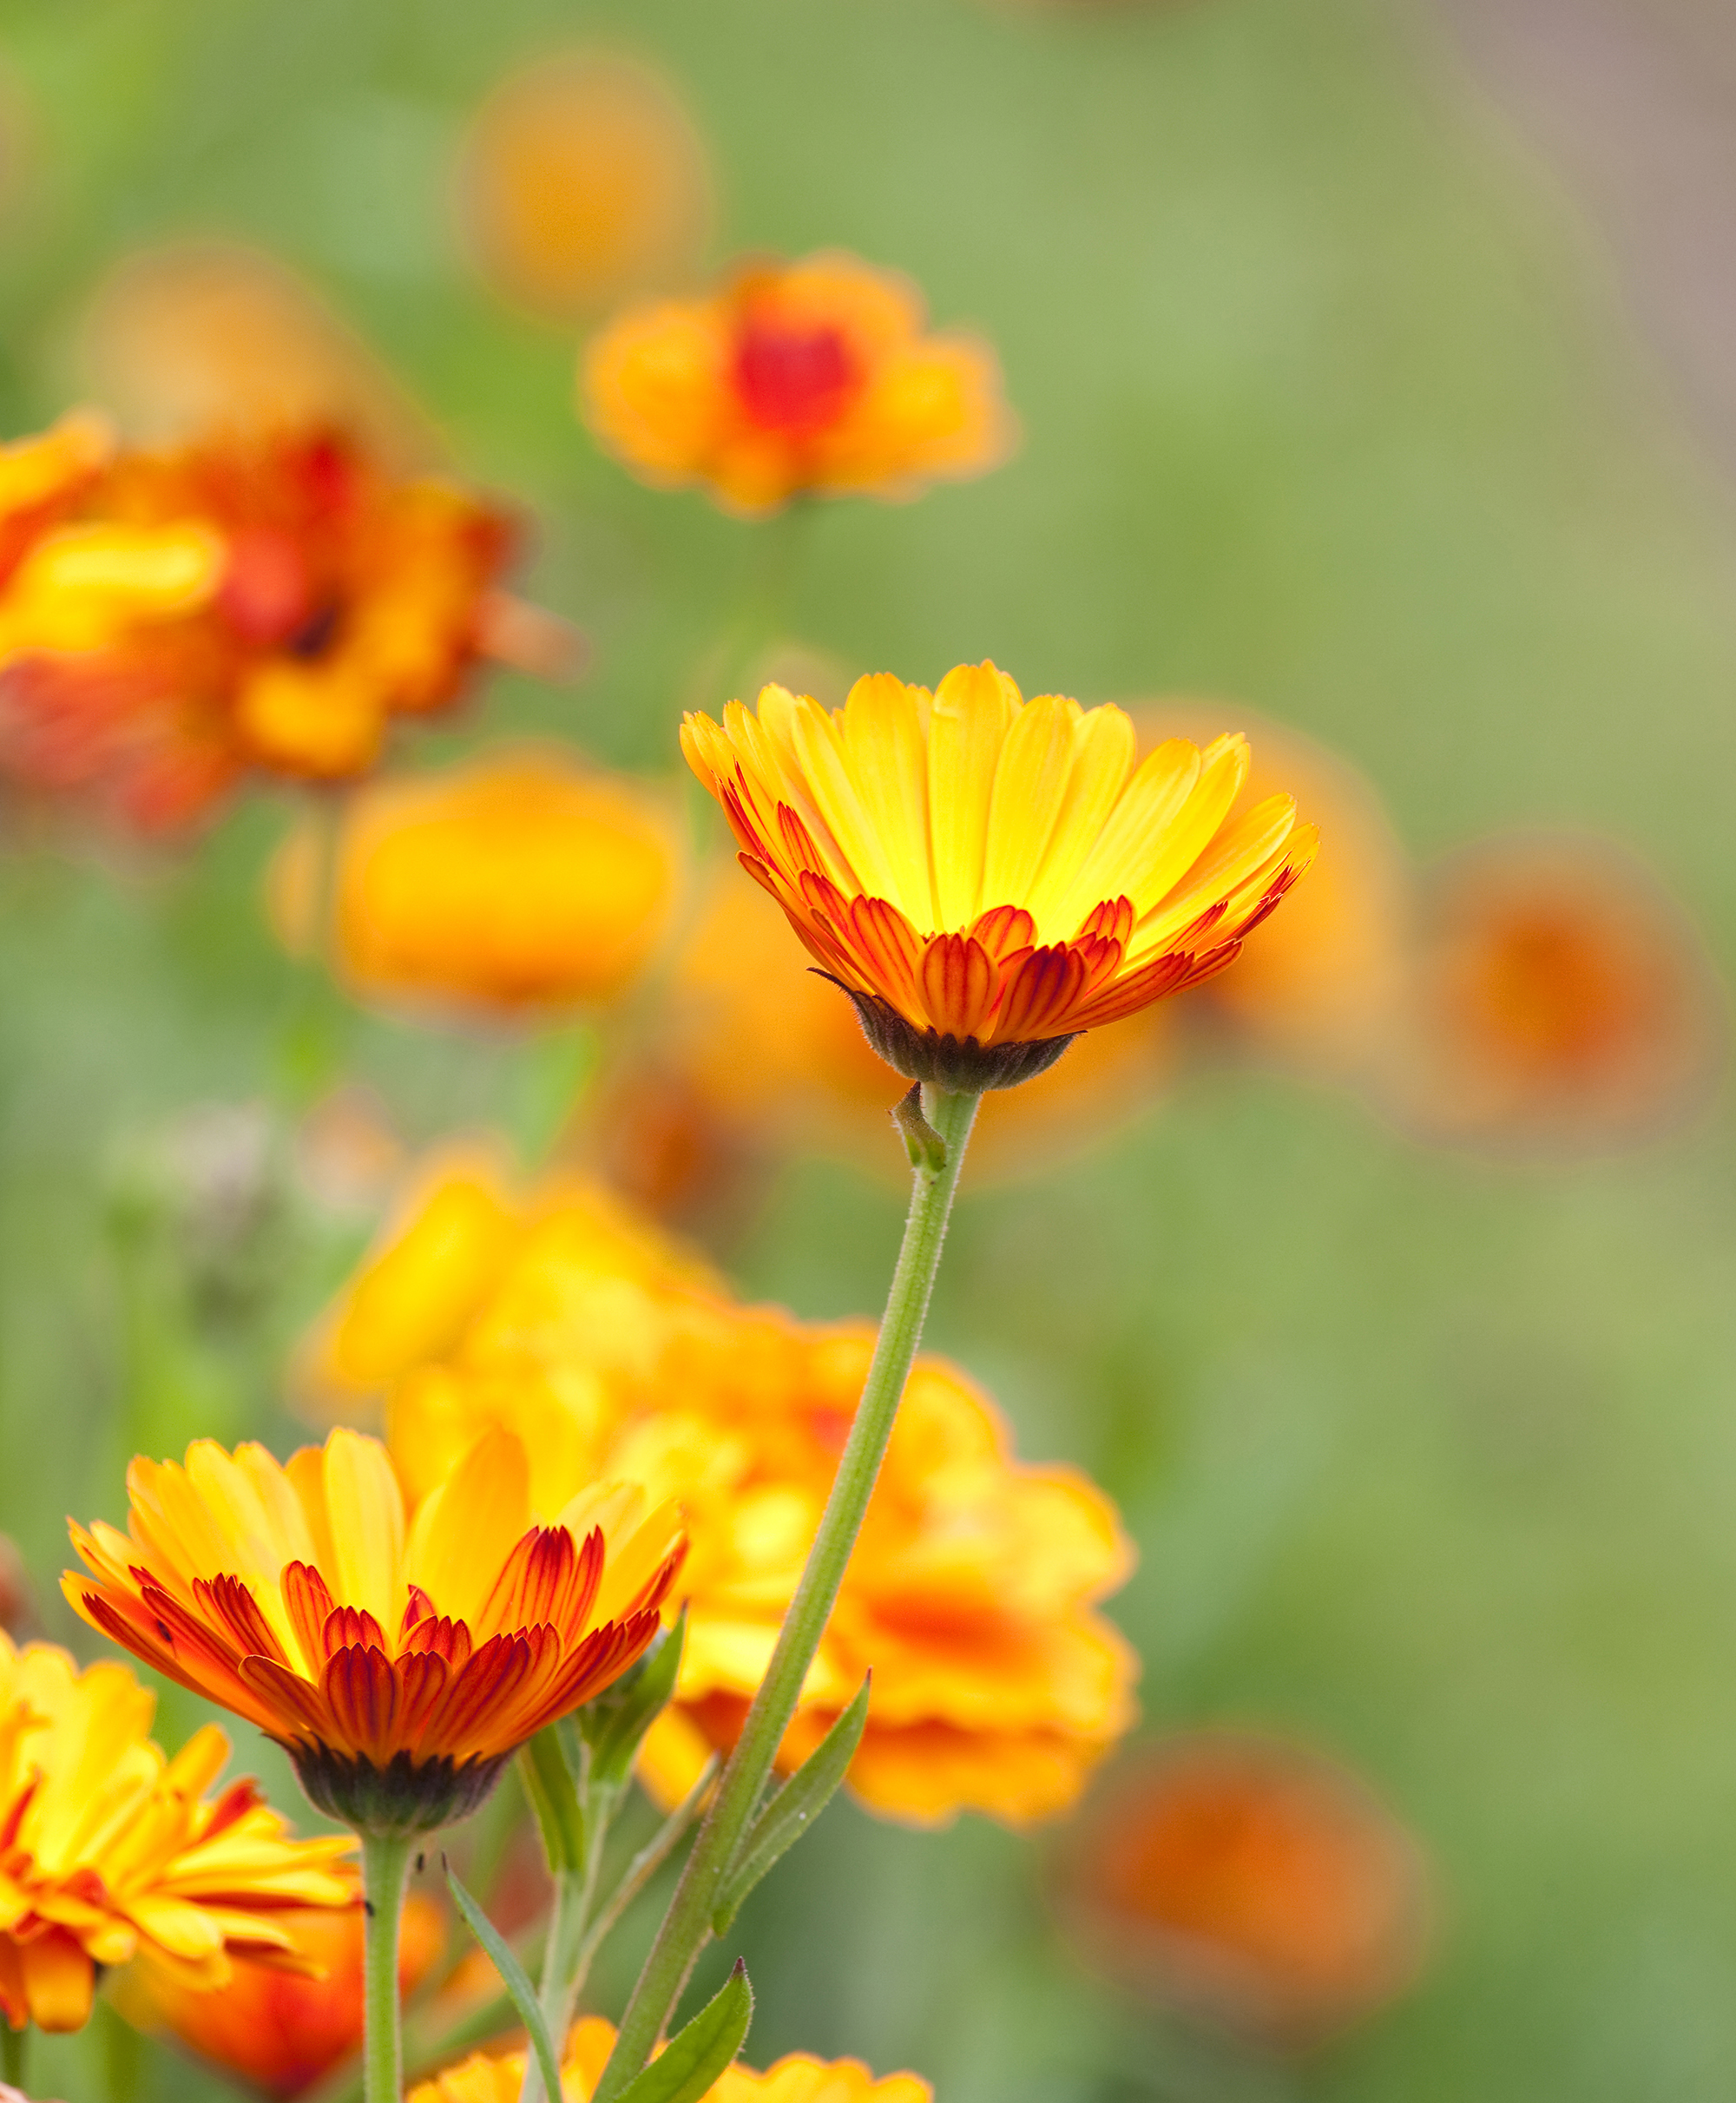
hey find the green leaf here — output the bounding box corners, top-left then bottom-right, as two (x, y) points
(615, 1960), (753, 2103)
(581, 1609), (687, 1791)
(890, 1084), (947, 1172)
(519, 1722), (586, 1875)
(444, 1862), (564, 2103)
(711, 1677), (870, 1935)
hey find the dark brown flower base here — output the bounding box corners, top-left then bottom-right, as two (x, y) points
(828, 980), (1077, 1092)
(288, 1743), (510, 1837)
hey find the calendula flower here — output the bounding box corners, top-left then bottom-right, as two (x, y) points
(1380, 832), (1723, 1150)
(1134, 704), (1407, 1075)
(115, 1888), (444, 2098)
(0, 424), (516, 829)
(376, 1183), (1136, 1827)
(409, 2014), (930, 2102)
(457, 50), (711, 320)
(296, 1147), (714, 1416)
(584, 250), (1012, 514)
(682, 662), (1318, 1091)
(0, 1635), (352, 2034)
(65, 1427), (686, 1835)
(1059, 1735), (1428, 2046)
(271, 746), (681, 1016)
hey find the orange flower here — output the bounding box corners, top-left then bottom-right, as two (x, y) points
(1133, 704), (1408, 1075)
(0, 1636), (352, 2035)
(682, 662), (1318, 1090)
(409, 2013), (930, 2102)
(115, 1889), (444, 2097)
(371, 1177), (1137, 1827)
(1059, 1735), (1428, 2045)
(0, 424), (514, 828)
(273, 746), (681, 1016)
(457, 50), (711, 320)
(583, 250), (1012, 513)
(65, 1427), (685, 1835)
(1378, 832), (1723, 1149)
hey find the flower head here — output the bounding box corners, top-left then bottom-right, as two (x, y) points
(65, 1427), (685, 1835)
(682, 662), (1318, 1090)
(1059, 1735), (1428, 2045)
(0, 1635), (352, 2034)
(115, 1887), (444, 2097)
(408, 2014), (930, 2103)
(372, 1176), (1136, 1827)
(1380, 832), (1723, 1150)
(272, 746), (681, 1017)
(583, 250), (1011, 513)
(457, 50), (711, 320)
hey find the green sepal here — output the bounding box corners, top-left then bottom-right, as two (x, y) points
(615, 1960), (753, 2103)
(580, 1610), (687, 1793)
(711, 1677), (869, 1936)
(519, 1722), (586, 1876)
(444, 1862), (564, 2103)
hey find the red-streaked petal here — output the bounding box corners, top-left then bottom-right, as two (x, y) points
(401, 1584), (436, 1636)
(402, 1614), (473, 1670)
(392, 1648), (450, 1754)
(994, 943), (1089, 1042)
(194, 1574), (290, 1666)
(236, 1654), (330, 1742)
(424, 1633), (538, 1755)
(282, 1562), (336, 1671)
(968, 904), (1036, 963)
(320, 1606), (387, 1663)
(1075, 896), (1134, 946)
(320, 1645), (401, 1766)
(917, 933), (997, 1037)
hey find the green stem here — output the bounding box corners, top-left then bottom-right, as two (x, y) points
(592, 1083), (981, 2103)
(360, 1829), (414, 2103)
(519, 1844), (608, 2103)
(1, 2020), (24, 2090)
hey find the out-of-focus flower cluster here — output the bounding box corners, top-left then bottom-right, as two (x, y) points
(305, 1158), (1138, 1828)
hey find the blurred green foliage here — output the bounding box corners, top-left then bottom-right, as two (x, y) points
(2, 1), (1735, 2100)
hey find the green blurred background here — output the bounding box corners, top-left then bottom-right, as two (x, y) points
(3, 0), (1736, 2098)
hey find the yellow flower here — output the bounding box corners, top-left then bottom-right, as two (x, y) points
(1059, 1735), (1429, 2046)
(0, 1634), (352, 2035)
(115, 1887), (444, 2098)
(296, 746), (681, 1017)
(65, 1427), (685, 1835)
(681, 662), (1318, 1090)
(372, 1180), (1137, 1827)
(583, 250), (1012, 514)
(457, 50), (711, 320)
(408, 2014), (930, 2102)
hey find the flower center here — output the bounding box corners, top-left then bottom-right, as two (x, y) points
(732, 319), (862, 437)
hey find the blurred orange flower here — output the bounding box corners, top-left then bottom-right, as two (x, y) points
(410, 2014), (930, 2103)
(372, 1173), (1137, 1827)
(0, 424), (515, 829)
(1378, 832), (1724, 1150)
(682, 663), (1317, 1090)
(272, 746), (681, 1018)
(0, 1635), (352, 2035)
(583, 250), (1012, 513)
(457, 49), (711, 321)
(1059, 1734), (1429, 2046)
(65, 1427), (685, 1835)
(1134, 704), (1408, 1076)
(115, 1889), (444, 2098)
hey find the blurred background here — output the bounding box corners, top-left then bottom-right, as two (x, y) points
(4, 0), (1736, 2099)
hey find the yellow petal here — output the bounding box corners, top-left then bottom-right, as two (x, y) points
(320, 1430), (406, 1633)
(927, 662), (1021, 930)
(404, 1424), (531, 1629)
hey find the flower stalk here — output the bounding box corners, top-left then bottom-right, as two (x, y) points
(591, 1081), (981, 2103)
(359, 1829), (414, 2103)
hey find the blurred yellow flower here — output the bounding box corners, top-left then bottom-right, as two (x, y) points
(408, 2013), (931, 2102)
(0, 1634), (352, 2035)
(115, 1887), (444, 2098)
(286, 746), (681, 1016)
(1131, 704), (1409, 1075)
(682, 661), (1318, 1091)
(1377, 831), (1724, 1150)
(1058, 1735), (1429, 2046)
(583, 249), (1012, 513)
(66, 1427), (685, 1835)
(457, 49), (711, 320)
(371, 1177), (1137, 1827)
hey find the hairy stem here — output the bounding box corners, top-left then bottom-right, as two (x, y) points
(359, 1830), (413, 2103)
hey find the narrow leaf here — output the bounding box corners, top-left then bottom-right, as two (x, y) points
(444, 1862), (564, 2103)
(519, 1722), (586, 1875)
(615, 1960), (753, 2103)
(582, 1609), (687, 1790)
(712, 1678), (869, 1935)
